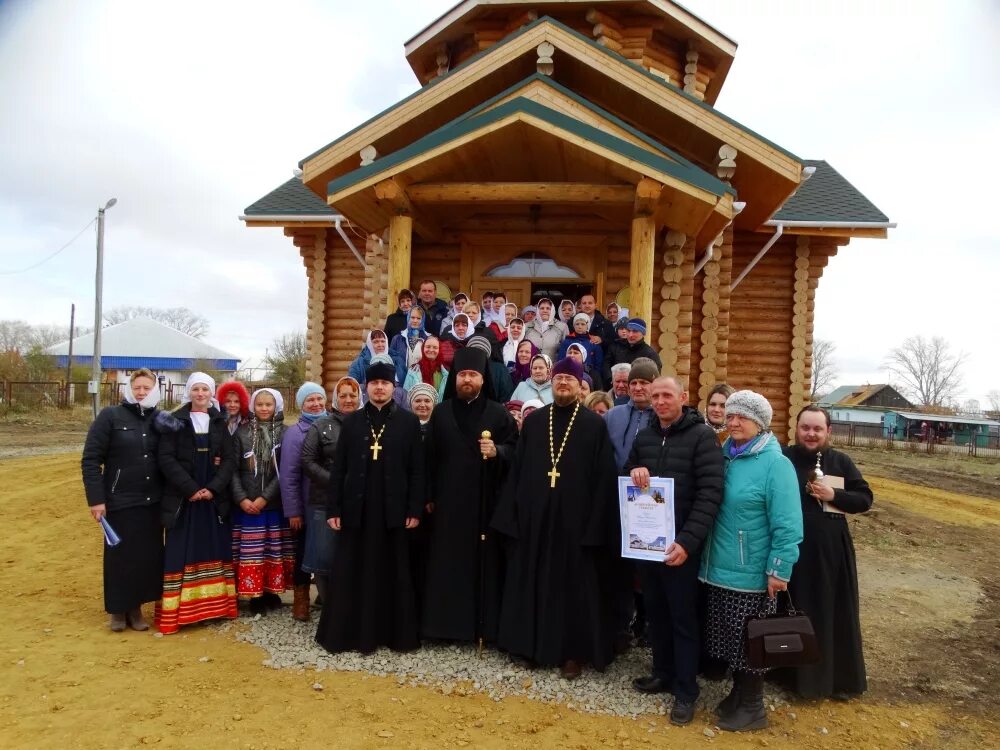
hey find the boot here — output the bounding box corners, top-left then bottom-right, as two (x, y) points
(717, 671), (768, 732)
(109, 613), (127, 632)
(715, 676), (740, 717)
(313, 576), (327, 609)
(126, 608), (149, 631)
(292, 584), (310, 622)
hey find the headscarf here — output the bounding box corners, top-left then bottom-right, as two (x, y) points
(558, 299), (577, 323)
(249, 387), (284, 479)
(332, 376), (360, 412)
(418, 335), (445, 385)
(521, 304), (538, 321)
(511, 340), (539, 383)
(530, 353), (552, 383)
(365, 329), (388, 357)
(502, 317), (526, 364)
(450, 313), (473, 342)
(123, 372), (161, 413)
(405, 307), (427, 346)
(567, 342), (588, 363)
(533, 297), (555, 333)
(182, 371), (218, 409)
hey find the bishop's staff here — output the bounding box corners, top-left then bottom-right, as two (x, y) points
(477, 430), (492, 655)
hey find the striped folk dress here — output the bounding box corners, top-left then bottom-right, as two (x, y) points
(154, 431), (237, 633)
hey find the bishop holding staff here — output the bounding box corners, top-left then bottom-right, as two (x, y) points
(492, 357), (623, 679)
(421, 347), (518, 644)
(316, 360), (425, 655)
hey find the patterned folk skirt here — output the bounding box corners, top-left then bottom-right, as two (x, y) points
(154, 499), (238, 634)
(232, 508), (296, 598)
(705, 584), (777, 675)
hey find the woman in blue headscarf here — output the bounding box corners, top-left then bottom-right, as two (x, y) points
(389, 305), (428, 384)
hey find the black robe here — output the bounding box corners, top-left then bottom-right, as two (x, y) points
(316, 401), (425, 654)
(781, 444), (873, 698)
(492, 402), (623, 669)
(421, 396), (518, 642)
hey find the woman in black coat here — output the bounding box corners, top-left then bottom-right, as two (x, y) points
(81, 368), (164, 632)
(154, 372), (237, 635)
(782, 406), (873, 700)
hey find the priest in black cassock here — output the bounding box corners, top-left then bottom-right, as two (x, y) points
(492, 356), (623, 679)
(421, 347), (518, 644)
(781, 405), (873, 700)
(316, 360), (425, 654)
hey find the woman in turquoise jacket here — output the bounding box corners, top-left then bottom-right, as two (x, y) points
(698, 390), (803, 733)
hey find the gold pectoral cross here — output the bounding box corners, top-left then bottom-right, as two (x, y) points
(547, 466), (560, 488)
(370, 441), (382, 461)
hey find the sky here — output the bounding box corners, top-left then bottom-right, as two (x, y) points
(0, 0), (997, 405)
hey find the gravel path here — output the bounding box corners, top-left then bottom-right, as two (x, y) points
(224, 609), (791, 718)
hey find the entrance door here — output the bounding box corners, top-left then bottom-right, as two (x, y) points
(471, 280), (531, 310)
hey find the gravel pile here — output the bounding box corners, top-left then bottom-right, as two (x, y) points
(220, 611), (792, 718)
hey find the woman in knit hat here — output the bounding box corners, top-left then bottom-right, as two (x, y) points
(278, 382), (327, 621)
(403, 335), (449, 402)
(155, 372), (238, 634)
(698, 390), (803, 732)
(217, 380), (250, 436)
(231, 388), (292, 615)
(299, 377), (359, 606)
(407, 382), (438, 433)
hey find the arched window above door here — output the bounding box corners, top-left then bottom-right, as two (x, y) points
(487, 252), (581, 279)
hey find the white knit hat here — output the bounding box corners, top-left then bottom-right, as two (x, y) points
(724, 389), (773, 430)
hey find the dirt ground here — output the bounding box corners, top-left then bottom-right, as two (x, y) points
(1, 437), (998, 748)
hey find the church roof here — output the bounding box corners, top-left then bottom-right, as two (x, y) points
(243, 176), (335, 217)
(773, 160), (890, 225)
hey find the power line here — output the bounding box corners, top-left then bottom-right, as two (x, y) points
(0, 218), (97, 275)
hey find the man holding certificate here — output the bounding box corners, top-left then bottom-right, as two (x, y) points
(623, 376), (724, 725)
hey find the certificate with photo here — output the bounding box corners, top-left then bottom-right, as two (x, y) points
(618, 476), (675, 562)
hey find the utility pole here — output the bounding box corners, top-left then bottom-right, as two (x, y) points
(65, 303), (75, 407)
(91, 198), (117, 418)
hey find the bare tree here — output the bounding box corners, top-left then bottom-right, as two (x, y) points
(961, 399), (981, 415)
(810, 338), (838, 400)
(884, 335), (968, 407)
(265, 332), (306, 388)
(31, 324), (68, 349)
(104, 306), (209, 338)
(0, 320), (34, 352)
(988, 390), (1000, 413)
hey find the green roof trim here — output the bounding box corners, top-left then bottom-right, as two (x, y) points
(453, 73), (698, 171)
(243, 177), (334, 216)
(300, 15), (800, 169)
(773, 160), (890, 224)
(326, 96), (736, 199)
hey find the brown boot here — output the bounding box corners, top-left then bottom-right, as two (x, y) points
(126, 608), (149, 631)
(292, 584), (310, 622)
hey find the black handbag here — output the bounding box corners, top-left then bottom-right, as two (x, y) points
(745, 591), (821, 669)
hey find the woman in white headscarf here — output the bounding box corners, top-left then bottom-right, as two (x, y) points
(154, 372), (238, 634)
(502, 317), (527, 367)
(231, 387), (292, 615)
(524, 297), (567, 360)
(81, 368), (165, 632)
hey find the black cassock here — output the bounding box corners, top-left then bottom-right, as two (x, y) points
(421, 396), (518, 642)
(492, 402), (622, 669)
(782, 444), (873, 698)
(316, 401), (425, 654)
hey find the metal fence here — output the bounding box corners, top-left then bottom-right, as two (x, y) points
(2, 380), (122, 410)
(831, 421), (1000, 459)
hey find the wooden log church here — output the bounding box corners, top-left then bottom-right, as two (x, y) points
(242, 0), (891, 439)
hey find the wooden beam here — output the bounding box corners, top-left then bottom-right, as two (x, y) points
(634, 177), (663, 217)
(407, 182), (636, 204)
(374, 177), (442, 242)
(387, 215), (413, 298)
(629, 215), (656, 327)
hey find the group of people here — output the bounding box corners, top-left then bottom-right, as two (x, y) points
(81, 284), (873, 733)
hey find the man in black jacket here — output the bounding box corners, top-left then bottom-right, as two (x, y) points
(603, 318), (662, 384)
(624, 376), (724, 725)
(578, 293), (614, 355)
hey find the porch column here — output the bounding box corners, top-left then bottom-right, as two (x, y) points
(387, 214), (413, 301)
(629, 178), (662, 327)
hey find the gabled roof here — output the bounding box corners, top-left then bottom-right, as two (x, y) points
(820, 384), (906, 407)
(47, 318), (238, 361)
(243, 177), (335, 218)
(772, 160), (890, 225)
(328, 96), (734, 199)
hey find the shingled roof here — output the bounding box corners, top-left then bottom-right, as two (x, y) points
(243, 177), (334, 217)
(772, 160), (889, 224)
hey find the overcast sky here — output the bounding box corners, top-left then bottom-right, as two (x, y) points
(1, 0), (997, 404)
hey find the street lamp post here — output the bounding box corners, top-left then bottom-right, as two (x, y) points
(91, 198), (117, 418)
